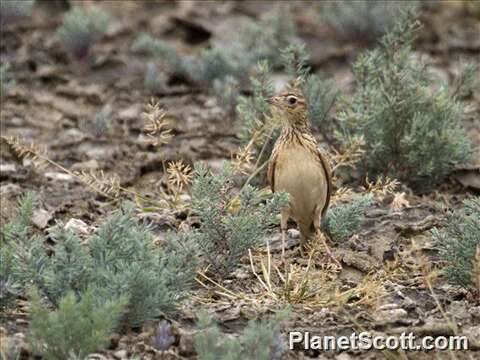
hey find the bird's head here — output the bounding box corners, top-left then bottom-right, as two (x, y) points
(267, 90), (308, 126)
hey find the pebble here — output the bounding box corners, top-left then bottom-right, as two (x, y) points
(113, 349), (127, 359)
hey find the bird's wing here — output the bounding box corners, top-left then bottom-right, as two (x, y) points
(316, 147), (333, 217)
(267, 147), (279, 192)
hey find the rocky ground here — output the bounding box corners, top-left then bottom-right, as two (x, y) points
(1, 1), (479, 359)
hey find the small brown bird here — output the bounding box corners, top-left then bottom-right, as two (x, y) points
(267, 88), (336, 263)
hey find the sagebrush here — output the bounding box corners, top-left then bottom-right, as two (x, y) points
(337, 10), (472, 186)
(1, 195), (198, 328)
(194, 309), (289, 360)
(187, 163), (288, 275)
(28, 288), (127, 360)
(324, 195), (373, 243)
(433, 197), (480, 290)
(320, 0), (412, 43)
(57, 6), (109, 60)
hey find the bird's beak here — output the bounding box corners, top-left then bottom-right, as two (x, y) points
(266, 96), (278, 106)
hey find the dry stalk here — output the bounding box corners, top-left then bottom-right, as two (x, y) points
(166, 160), (193, 191)
(362, 175), (400, 201)
(142, 99), (173, 146)
(195, 270), (257, 302)
(331, 135), (365, 172)
(232, 144), (254, 175)
(1, 135), (163, 206)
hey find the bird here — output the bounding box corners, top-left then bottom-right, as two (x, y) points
(267, 88), (338, 265)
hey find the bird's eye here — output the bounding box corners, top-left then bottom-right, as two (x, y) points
(287, 96), (297, 106)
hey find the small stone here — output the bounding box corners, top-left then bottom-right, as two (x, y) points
(65, 218), (94, 235)
(71, 159), (99, 172)
(113, 349), (127, 359)
(87, 354), (108, 360)
(288, 228), (300, 239)
(0, 183), (21, 196)
(32, 209), (52, 229)
(45, 172), (74, 182)
(15, 318), (28, 325)
(178, 329), (196, 356)
(0, 163), (17, 176)
(375, 304), (408, 322)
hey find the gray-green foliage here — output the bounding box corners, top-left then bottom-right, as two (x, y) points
(0, 0), (34, 26)
(132, 34), (246, 110)
(324, 195), (373, 243)
(132, 33), (194, 77)
(1, 197), (198, 327)
(0, 62), (15, 100)
(280, 43), (338, 132)
(237, 60), (275, 142)
(243, 4), (296, 67)
(132, 4), (296, 110)
(144, 63), (168, 94)
(337, 11), (471, 186)
(321, 0), (414, 43)
(433, 198), (480, 290)
(28, 288), (127, 360)
(213, 75), (239, 115)
(1, 192), (37, 310)
(188, 163), (289, 275)
(57, 6), (109, 60)
(194, 309), (288, 360)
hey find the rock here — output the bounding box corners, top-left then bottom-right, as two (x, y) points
(118, 104), (141, 121)
(288, 228), (300, 239)
(71, 159), (100, 172)
(15, 318), (28, 325)
(65, 218), (94, 235)
(45, 172), (74, 182)
(87, 354), (108, 360)
(52, 128), (86, 147)
(32, 209), (52, 229)
(113, 349), (128, 359)
(0, 183), (21, 196)
(178, 328), (196, 357)
(0, 163), (17, 177)
(335, 354), (352, 360)
(374, 304), (408, 322)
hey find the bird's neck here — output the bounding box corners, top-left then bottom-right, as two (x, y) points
(279, 118), (318, 149)
(282, 118), (312, 135)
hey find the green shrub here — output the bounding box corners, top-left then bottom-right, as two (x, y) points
(132, 34), (246, 111)
(1, 192), (37, 310)
(280, 43), (338, 133)
(337, 10), (471, 186)
(57, 6), (109, 60)
(0, 0), (34, 26)
(237, 60), (275, 143)
(243, 4), (296, 67)
(144, 63), (168, 94)
(132, 33), (194, 78)
(194, 309), (288, 360)
(433, 198), (480, 290)
(1, 197), (198, 328)
(187, 163), (288, 275)
(1, 62), (16, 100)
(28, 288), (127, 360)
(213, 75), (240, 115)
(324, 195), (373, 243)
(320, 0), (413, 44)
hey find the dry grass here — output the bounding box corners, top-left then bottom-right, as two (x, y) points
(142, 99), (173, 146)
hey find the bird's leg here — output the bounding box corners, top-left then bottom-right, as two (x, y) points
(313, 212), (341, 268)
(281, 226), (288, 264)
(280, 208), (290, 264)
